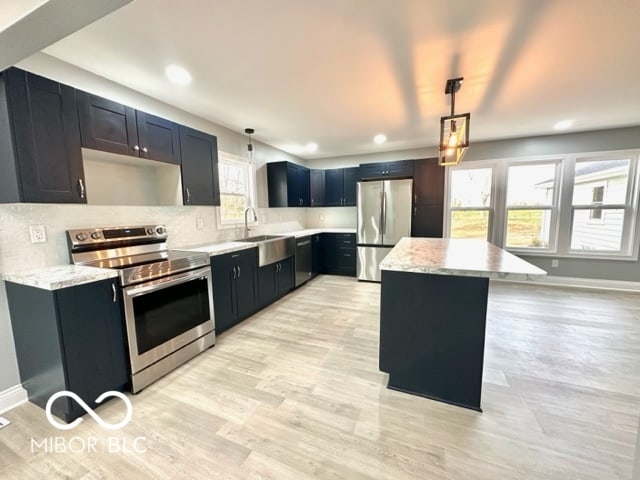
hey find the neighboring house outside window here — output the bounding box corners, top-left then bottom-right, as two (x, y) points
(217, 152), (257, 226)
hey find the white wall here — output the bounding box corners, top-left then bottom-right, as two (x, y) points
(0, 53), (308, 395)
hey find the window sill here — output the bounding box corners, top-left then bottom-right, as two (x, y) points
(510, 249), (638, 262)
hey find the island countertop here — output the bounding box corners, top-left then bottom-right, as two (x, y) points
(380, 237), (546, 281)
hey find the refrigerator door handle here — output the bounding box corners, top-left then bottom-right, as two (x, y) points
(382, 191), (387, 235)
(379, 190), (384, 238)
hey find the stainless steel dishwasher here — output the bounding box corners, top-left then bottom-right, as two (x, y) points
(295, 237), (312, 287)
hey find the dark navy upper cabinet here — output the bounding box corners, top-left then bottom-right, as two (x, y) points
(343, 167), (358, 206)
(310, 169), (325, 207)
(6, 278), (128, 422)
(411, 157), (445, 238)
(267, 161), (310, 207)
(78, 91), (180, 165)
(179, 126), (220, 206)
(359, 160), (413, 180)
(324, 167), (358, 206)
(0, 68), (85, 203)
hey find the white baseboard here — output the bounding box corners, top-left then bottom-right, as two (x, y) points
(0, 385), (27, 414)
(494, 275), (640, 292)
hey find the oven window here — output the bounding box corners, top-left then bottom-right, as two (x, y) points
(133, 277), (210, 354)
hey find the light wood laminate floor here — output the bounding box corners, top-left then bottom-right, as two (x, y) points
(1, 276), (639, 479)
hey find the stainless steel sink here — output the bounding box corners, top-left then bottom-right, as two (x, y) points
(238, 234), (295, 266)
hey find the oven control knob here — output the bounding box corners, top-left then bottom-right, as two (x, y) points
(155, 226), (166, 235)
(91, 231), (102, 240)
(146, 227), (155, 235)
(75, 232), (88, 241)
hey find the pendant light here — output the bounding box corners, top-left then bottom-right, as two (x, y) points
(245, 128), (255, 163)
(439, 77), (470, 166)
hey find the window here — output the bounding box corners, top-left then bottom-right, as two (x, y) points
(445, 150), (640, 260)
(448, 167), (493, 240)
(589, 186), (604, 220)
(570, 158), (634, 253)
(217, 152), (256, 225)
(504, 162), (559, 250)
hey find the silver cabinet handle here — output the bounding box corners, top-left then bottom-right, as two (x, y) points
(237, 265), (241, 278)
(142, 147), (148, 153)
(185, 187), (191, 204)
(111, 283), (117, 303)
(233, 265), (237, 279)
(77, 178), (86, 199)
(133, 145), (140, 151)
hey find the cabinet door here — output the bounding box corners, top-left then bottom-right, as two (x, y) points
(325, 169), (344, 206)
(277, 257), (294, 295)
(234, 249), (258, 320)
(310, 169), (325, 207)
(56, 279), (128, 416)
(413, 158), (444, 204)
(77, 91), (137, 157)
(258, 263), (278, 307)
(299, 167), (310, 207)
(386, 160), (414, 178)
(179, 126), (220, 206)
(411, 204), (444, 238)
(267, 162), (288, 207)
(286, 163), (300, 206)
(359, 162), (386, 180)
(311, 234), (323, 275)
(136, 111), (181, 164)
(343, 167), (359, 206)
(211, 254), (236, 332)
(322, 234), (338, 273)
(8, 69), (86, 203)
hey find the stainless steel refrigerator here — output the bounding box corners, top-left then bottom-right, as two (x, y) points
(356, 178), (413, 282)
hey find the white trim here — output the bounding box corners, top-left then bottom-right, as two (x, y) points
(0, 385), (27, 414)
(494, 275), (640, 292)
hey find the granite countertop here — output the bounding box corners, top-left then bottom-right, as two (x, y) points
(380, 237), (547, 281)
(2, 265), (119, 291)
(2, 228), (359, 287)
(185, 228), (357, 256)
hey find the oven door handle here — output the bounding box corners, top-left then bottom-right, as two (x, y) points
(124, 266), (212, 297)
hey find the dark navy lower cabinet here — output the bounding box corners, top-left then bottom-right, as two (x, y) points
(258, 256), (294, 307)
(322, 233), (356, 276)
(6, 278), (128, 422)
(210, 248), (258, 332)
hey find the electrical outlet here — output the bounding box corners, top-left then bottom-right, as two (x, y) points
(196, 218), (204, 230)
(29, 225), (46, 243)
(0, 416), (10, 429)
(551, 259), (559, 268)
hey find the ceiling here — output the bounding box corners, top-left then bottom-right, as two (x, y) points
(19, 0), (640, 158)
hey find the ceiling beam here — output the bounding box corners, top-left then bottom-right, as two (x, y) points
(0, 0), (132, 71)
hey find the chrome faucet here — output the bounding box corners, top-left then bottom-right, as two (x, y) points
(244, 206), (257, 238)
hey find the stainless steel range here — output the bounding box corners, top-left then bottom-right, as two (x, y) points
(67, 224), (215, 393)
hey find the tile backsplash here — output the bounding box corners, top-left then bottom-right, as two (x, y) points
(0, 204), (306, 274)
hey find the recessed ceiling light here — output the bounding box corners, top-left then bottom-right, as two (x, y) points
(373, 134), (387, 145)
(306, 142), (318, 153)
(165, 65), (192, 86)
(553, 119), (573, 130)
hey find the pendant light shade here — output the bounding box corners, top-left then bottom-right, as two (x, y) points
(439, 77), (470, 166)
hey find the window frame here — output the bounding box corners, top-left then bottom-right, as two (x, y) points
(502, 159), (562, 254)
(216, 151), (258, 228)
(566, 152), (640, 258)
(444, 162), (497, 242)
(443, 149), (640, 261)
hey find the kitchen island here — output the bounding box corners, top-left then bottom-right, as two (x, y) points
(379, 237), (546, 411)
